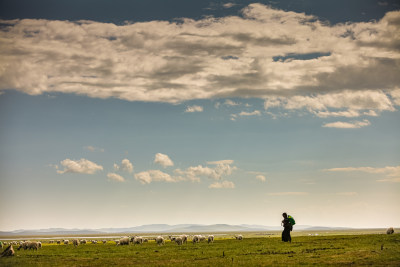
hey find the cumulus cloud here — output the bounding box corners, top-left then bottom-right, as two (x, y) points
(134, 170), (178, 184)
(154, 153), (174, 168)
(322, 120), (371, 129)
(114, 158), (134, 173)
(209, 180), (235, 189)
(175, 160), (237, 182)
(325, 165), (400, 182)
(256, 175), (266, 182)
(57, 158), (103, 174)
(185, 105), (203, 113)
(0, 4), (399, 113)
(107, 172), (125, 182)
(84, 146), (105, 152)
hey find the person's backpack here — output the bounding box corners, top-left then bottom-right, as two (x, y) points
(288, 215), (296, 226)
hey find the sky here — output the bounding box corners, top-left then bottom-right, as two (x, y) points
(0, 0), (399, 231)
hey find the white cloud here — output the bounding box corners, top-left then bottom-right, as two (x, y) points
(57, 158), (103, 174)
(175, 160), (237, 181)
(121, 159), (134, 173)
(325, 165), (400, 182)
(84, 146), (105, 152)
(224, 100), (240, 106)
(238, 110), (261, 116)
(134, 170), (178, 184)
(154, 153), (174, 168)
(114, 158), (134, 173)
(107, 172), (125, 182)
(267, 192), (309, 196)
(322, 120), (371, 129)
(209, 180), (235, 189)
(1, 4), (399, 112)
(256, 175), (266, 182)
(223, 3), (236, 9)
(185, 105), (203, 113)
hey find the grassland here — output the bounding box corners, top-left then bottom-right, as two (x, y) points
(1, 231), (399, 266)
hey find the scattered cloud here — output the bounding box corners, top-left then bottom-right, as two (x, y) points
(84, 146), (105, 152)
(267, 192), (309, 196)
(154, 153), (174, 168)
(107, 172), (125, 182)
(209, 180), (235, 189)
(322, 120), (371, 129)
(1, 4), (398, 123)
(238, 110), (261, 116)
(114, 158), (134, 173)
(175, 160), (237, 181)
(185, 105), (203, 113)
(256, 175), (266, 182)
(325, 165), (400, 182)
(57, 158), (103, 174)
(134, 170), (178, 184)
(223, 3), (237, 9)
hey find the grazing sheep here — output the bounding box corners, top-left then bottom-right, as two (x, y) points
(0, 245), (14, 257)
(387, 227), (395, 235)
(208, 235), (214, 244)
(102, 240), (107, 244)
(192, 235), (200, 244)
(80, 239), (87, 244)
(155, 236), (165, 246)
(19, 241), (40, 251)
(199, 235), (206, 242)
(118, 237), (130, 246)
(73, 239), (80, 247)
(64, 240), (69, 245)
(235, 235), (243, 240)
(115, 240), (120, 245)
(132, 236), (144, 245)
(38, 242), (42, 248)
(143, 238), (148, 243)
(174, 236), (183, 245)
(180, 235), (188, 244)
(57, 240), (61, 245)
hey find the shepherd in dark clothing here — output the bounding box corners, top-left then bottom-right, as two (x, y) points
(281, 212), (292, 242)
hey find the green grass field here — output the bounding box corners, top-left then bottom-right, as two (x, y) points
(1, 232), (399, 266)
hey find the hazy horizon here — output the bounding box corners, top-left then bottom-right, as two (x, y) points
(1, 1), (399, 232)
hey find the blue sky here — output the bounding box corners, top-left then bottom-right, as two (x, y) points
(0, 1), (399, 230)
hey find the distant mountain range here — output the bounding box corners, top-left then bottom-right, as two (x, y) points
(0, 224), (354, 237)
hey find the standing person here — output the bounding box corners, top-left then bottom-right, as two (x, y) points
(281, 212), (292, 242)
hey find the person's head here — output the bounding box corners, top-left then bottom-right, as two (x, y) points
(282, 212), (287, 218)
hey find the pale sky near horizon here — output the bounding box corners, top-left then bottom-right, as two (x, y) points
(0, 0), (399, 231)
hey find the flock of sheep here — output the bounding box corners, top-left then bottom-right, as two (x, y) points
(0, 233), (244, 256)
(1, 228), (396, 257)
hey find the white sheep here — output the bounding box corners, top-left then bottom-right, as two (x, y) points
(235, 235), (243, 240)
(92, 240), (98, 244)
(115, 240), (120, 245)
(80, 239), (87, 244)
(174, 236), (183, 245)
(387, 227), (395, 234)
(192, 235), (200, 244)
(208, 235), (214, 244)
(102, 240), (107, 244)
(73, 239), (80, 247)
(38, 242), (42, 248)
(131, 236), (144, 245)
(57, 240), (61, 245)
(19, 241), (40, 251)
(156, 236), (165, 246)
(64, 240), (69, 245)
(199, 235), (206, 242)
(118, 237), (130, 245)
(180, 235), (188, 244)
